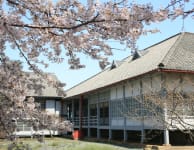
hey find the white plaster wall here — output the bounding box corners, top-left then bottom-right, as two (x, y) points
(142, 76), (152, 94)
(168, 117), (194, 130)
(165, 73), (194, 94)
(15, 129), (59, 136)
(132, 80), (140, 96)
(110, 87), (117, 100)
(182, 74), (194, 93)
(126, 119), (141, 126)
(111, 118), (124, 126)
(111, 77), (155, 99)
(46, 100), (55, 114)
(152, 73), (194, 93)
(110, 85), (123, 100)
(125, 73), (162, 97)
(125, 82), (133, 97)
(109, 73), (194, 130)
(165, 73), (181, 91)
(151, 74), (161, 92)
(117, 85), (123, 99)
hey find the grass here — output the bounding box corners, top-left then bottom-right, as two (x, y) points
(0, 137), (142, 150)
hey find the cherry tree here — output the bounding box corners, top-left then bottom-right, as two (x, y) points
(0, 0), (193, 139)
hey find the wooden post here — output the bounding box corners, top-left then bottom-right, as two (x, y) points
(79, 95), (83, 131)
(161, 73), (170, 145)
(123, 85), (127, 142)
(97, 93), (100, 139)
(72, 99), (74, 123)
(140, 80), (145, 144)
(60, 100), (64, 121)
(88, 99), (90, 137)
(164, 101), (169, 145)
(109, 94), (112, 140)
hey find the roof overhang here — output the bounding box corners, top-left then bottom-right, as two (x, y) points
(64, 68), (194, 99)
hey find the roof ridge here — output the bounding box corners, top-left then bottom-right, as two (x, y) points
(160, 32), (185, 67)
(139, 32), (182, 52)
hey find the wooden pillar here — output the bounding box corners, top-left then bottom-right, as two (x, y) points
(164, 100), (169, 145)
(72, 99), (74, 123)
(140, 80), (145, 143)
(123, 85), (127, 142)
(79, 95), (83, 131)
(60, 100), (64, 121)
(109, 129), (112, 141)
(161, 73), (170, 145)
(109, 92), (112, 140)
(97, 93), (100, 139)
(88, 98), (90, 137)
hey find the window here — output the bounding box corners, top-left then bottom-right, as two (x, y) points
(100, 102), (109, 118)
(90, 104), (97, 116)
(110, 100), (124, 118)
(100, 102), (109, 125)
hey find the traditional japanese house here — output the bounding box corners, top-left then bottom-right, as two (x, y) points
(64, 32), (194, 145)
(15, 73), (65, 137)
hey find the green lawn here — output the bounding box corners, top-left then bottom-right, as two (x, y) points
(0, 137), (143, 150)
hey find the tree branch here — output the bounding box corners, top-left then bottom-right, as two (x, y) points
(8, 13), (100, 30)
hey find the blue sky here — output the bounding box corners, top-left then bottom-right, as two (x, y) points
(5, 0), (194, 90)
(60, 0), (194, 90)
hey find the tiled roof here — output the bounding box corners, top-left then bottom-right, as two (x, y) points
(26, 72), (63, 97)
(65, 32), (194, 98)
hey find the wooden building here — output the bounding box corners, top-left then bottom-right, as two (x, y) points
(15, 73), (65, 137)
(64, 32), (194, 145)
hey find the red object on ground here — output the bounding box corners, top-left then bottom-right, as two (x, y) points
(72, 130), (82, 140)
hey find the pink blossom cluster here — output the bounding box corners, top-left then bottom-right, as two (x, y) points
(0, 0), (193, 138)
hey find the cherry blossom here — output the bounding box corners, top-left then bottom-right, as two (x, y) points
(0, 0), (193, 139)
